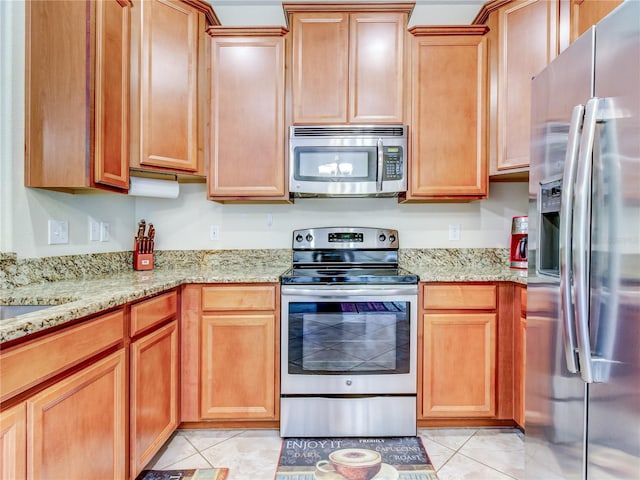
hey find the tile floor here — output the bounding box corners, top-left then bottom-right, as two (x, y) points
(146, 427), (524, 479)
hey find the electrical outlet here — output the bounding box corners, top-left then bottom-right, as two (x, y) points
(266, 213), (273, 227)
(89, 218), (100, 241)
(100, 222), (110, 242)
(210, 225), (220, 241)
(47, 220), (69, 245)
(448, 224), (461, 241)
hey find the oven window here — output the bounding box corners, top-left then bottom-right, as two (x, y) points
(293, 147), (375, 181)
(287, 301), (410, 375)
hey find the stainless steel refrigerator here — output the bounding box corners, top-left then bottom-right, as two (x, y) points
(526, 1), (640, 479)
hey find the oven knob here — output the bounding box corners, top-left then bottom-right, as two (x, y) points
(389, 234), (396, 243)
(306, 234), (313, 242)
(346, 379), (352, 386)
(378, 234), (386, 242)
(295, 234), (303, 243)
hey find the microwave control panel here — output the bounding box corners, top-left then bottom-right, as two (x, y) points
(383, 147), (404, 180)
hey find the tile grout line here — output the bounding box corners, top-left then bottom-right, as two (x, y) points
(455, 450), (522, 480)
(420, 429), (479, 473)
(454, 429), (524, 480)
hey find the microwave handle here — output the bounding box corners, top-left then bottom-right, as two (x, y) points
(376, 138), (383, 192)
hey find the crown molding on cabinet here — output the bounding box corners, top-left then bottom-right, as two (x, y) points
(471, 0), (512, 24)
(283, 2), (416, 15)
(181, 0), (221, 25)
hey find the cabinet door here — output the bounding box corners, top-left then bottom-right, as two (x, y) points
(130, 321), (178, 479)
(26, 349), (126, 480)
(94, 0), (130, 189)
(209, 33), (286, 199)
(422, 313), (496, 417)
(570, 0), (622, 42)
(291, 13), (349, 124)
(494, 0), (559, 172)
(349, 13), (405, 123)
(0, 403), (26, 480)
(25, 0), (129, 192)
(201, 313), (277, 420)
(137, 0), (200, 172)
(409, 31), (488, 198)
(514, 286), (527, 427)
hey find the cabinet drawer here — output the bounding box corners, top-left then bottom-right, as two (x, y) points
(520, 287), (527, 318)
(202, 285), (276, 312)
(130, 291), (177, 337)
(423, 284), (496, 310)
(0, 309), (124, 402)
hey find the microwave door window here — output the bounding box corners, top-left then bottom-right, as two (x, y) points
(295, 147), (375, 181)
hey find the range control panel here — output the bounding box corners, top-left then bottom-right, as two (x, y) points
(292, 227), (399, 249)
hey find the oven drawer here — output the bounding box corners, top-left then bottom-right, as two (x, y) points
(423, 284), (496, 310)
(280, 396), (416, 437)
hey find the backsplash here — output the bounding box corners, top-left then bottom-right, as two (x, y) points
(1, 248), (509, 289)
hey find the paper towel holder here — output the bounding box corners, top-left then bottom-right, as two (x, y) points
(128, 175), (180, 199)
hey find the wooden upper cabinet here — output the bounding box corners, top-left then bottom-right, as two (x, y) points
(25, 0), (130, 193)
(130, 0), (213, 176)
(286, 3), (412, 125)
(291, 13), (349, 124)
(349, 13), (405, 123)
(406, 26), (488, 200)
(475, 0), (560, 176)
(208, 28), (288, 201)
(569, 0), (622, 43)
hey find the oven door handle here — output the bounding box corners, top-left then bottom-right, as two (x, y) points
(281, 286), (418, 297)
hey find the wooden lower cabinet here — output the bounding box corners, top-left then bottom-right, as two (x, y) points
(179, 284), (279, 423)
(514, 285), (527, 427)
(201, 313), (277, 419)
(0, 403), (26, 480)
(26, 349), (126, 479)
(420, 283), (498, 420)
(422, 312), (497, 417)
(130, 321), (178, 479)
(199, 284), (278, 420)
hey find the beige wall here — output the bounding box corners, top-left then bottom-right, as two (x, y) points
(0, 0), (527, 259)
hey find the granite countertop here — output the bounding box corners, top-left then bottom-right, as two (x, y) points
(0, 263), (288, 344)
(0, 248), (526, 344)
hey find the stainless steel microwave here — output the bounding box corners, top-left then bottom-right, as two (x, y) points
(289, 125), (408, 197)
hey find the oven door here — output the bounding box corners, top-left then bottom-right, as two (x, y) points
(280, 284), (418, 395)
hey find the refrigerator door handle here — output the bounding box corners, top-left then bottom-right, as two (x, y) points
(573, 97), (599, 384)
(559, 104), (585, 374)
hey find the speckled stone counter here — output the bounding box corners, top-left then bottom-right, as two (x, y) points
(400, 248), (528, 284)
(1, 250), (291, 343)
(1, 248), (526, 344)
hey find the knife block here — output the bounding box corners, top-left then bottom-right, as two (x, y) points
(133, 251), (154, 271)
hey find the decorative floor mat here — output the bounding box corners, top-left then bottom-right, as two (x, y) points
(136, 468), (229, 480)
(275, 437), (439, 480)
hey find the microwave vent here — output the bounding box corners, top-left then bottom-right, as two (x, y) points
(291, 126), (406, 138)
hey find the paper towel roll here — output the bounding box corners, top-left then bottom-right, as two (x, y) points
(128, 176), (180, 199)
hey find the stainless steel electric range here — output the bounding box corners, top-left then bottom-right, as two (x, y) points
(279, 227), (419, 437)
